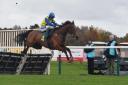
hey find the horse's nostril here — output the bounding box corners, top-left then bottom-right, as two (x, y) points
(76, 36), (78, 40)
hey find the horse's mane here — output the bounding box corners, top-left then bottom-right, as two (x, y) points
(53, 20), (72, 32)
(62, 20), (72, 26)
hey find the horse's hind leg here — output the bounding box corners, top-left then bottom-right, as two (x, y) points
(22, 45), (29, 54)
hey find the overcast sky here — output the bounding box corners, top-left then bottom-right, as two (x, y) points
(0, 0), (128, 37)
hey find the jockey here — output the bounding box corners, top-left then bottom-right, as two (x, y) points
(40, 12), (59, 32)
(40, 12), (59, 40)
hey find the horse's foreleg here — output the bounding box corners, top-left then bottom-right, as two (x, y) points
(51, 38), (72, 62)
(65, 47), (73, 62)
(63, 50), (70, 61)
(55, 45), (70, 61)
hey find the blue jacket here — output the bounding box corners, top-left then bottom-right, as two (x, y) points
(105, 40), (117, 57)
(109, 41), (116, 56)
(87, 51), (95, 58)
(86, 43), (95, 58)
(45, 18), (58, 27)
(41, 16), (59, 28)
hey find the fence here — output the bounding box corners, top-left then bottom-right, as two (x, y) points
(0, 30), (27, 47)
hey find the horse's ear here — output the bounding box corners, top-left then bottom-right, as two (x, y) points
(72, 21), (74, 24)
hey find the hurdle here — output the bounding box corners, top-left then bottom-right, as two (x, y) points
(0, 51), (52, 75)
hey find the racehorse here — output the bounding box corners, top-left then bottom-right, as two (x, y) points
(16, 21), (78, 62)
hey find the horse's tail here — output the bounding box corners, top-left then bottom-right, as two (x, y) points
(15, 30), (33, 43)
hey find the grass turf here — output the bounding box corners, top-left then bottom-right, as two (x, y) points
(0, 62), (128, 85)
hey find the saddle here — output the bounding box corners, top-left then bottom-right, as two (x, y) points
(41, 29), (54, 41)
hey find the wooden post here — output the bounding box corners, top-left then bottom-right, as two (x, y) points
(58, 51), (61, 75)
(16, 55), (27, 75)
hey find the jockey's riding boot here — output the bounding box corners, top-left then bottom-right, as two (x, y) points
(46, 39), (52, 49)
(44, 31), (48, 41)
(44, 36), (47, 41)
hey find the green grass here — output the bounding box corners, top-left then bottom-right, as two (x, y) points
(0, 62), (128, 85)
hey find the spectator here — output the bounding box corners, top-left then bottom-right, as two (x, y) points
(84, 41), (95, 74)
(104, 35), (120, 75)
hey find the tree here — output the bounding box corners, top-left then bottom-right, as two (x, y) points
(13, 25), (21, 29)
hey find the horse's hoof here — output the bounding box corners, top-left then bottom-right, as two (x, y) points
(68, 60), (73, 63)
(68, 58), (73, 63)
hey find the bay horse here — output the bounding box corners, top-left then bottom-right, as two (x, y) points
(16, 21), (78, 62)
